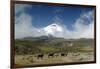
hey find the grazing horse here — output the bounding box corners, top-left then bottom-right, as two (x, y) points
(61, 53), (65, 56)
(61, 53), (68, 57)
(48, 53), (55, 58)
(37, 54), (44, 59)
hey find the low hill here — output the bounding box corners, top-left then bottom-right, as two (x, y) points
(15, 37), (94, 55)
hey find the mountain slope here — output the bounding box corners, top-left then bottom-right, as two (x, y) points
(39, 23), (65, 37)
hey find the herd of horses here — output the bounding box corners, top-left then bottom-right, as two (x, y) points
(36, 52), (68, 59)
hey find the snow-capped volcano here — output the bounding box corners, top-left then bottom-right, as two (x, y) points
(40, 23), (64, 37)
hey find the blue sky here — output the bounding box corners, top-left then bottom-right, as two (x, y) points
(15, 3), (94, 39)
(15, 4), (93, 28)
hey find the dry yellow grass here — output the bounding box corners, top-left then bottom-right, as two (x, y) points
(15, 52), (94, 66)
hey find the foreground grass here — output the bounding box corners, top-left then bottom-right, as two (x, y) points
(15, 38), (94, 66)
(15, 52), (94, 66)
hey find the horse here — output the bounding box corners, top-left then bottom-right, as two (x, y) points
(37, 54), (44, 59)
(61, 53), (68, 57)
(48, 53), (55, 58)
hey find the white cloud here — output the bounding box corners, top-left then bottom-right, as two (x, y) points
(50, 10), (94, 39)
(15, 4), (42, 39)
(15, 7), (94, 39)
(15, 13), (36, 39)
(15, 4), (32, 14)
(60, 10), (94, 39)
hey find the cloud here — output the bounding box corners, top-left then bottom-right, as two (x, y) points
(15, 13), (45, 39)
(15, 4), (32, 14)
(63, 10), (94, 39)
(15, 5), (94, 39)
(46, 10), (94, 39)
(15, 4), (43, 39)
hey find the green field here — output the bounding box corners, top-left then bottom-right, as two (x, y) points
(14, 37), (94, 66)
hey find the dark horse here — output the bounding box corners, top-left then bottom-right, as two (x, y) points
(37, 54), (44, 59)
(48, 53), (55, 58)
(61, 53), (68, 57)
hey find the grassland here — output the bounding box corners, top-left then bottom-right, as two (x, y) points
(14, 37), (94, 67)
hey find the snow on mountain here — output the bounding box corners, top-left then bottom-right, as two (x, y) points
(40, 23), (64, 37)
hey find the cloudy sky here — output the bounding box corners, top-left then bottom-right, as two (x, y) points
(15, 3), (95, 39)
